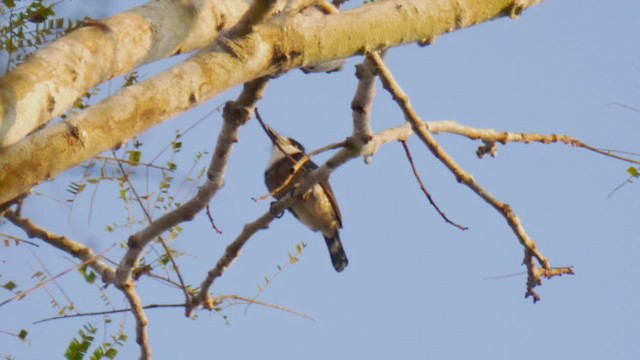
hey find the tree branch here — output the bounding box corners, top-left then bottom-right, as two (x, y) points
(4, 209), (115, 284)
(0, 0), (251, 147)
(351, 54), (378, 146)
(116, 77), (270, 287)
(121, 282), (151, 360)
(426, 120), (640, 164)
(366, 51), (573, 302)
(0, 0), (546, 206)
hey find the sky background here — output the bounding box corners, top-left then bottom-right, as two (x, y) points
(2, 0), (640, 359)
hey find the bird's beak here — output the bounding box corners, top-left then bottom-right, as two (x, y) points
(263, 124), (287, 147)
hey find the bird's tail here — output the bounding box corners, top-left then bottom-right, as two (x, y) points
(324, 233), (348, 272)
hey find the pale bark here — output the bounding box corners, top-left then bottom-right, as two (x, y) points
(0, 0), (249, 147)
(0, 0), (543, 206)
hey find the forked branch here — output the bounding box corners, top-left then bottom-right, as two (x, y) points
(367, 51), (574, 302)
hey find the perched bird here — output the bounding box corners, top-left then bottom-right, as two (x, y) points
(263, 124), (348, 272)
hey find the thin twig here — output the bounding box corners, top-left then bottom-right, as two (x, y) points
(244, 243), (305, 315)
(0, 246), (114, 307)
(34, 303), (187, 324)
(399, 140), (468, 230)
(93, 155), (170, 170)
(607, 175), (635, 199)
(426, 120), (640, 165)
(112, 150), (190, 303)
(27, 246), (77, 314)
(0, 232), (39, 247)
(34, 294), (315, 324)
(206, 205), (223, 234)
(220, 294), (315, 322)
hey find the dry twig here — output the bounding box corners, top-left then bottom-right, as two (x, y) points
(367, 52), (573, 302)
(399, 140), (468, 231)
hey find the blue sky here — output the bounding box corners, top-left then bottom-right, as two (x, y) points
(2, 0), (640, 359)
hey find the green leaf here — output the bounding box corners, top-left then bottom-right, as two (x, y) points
(3, 281), (17, 291)
(127, 150), (142, 166)
(119, 188), (128, 200)
(123, 71), (139, 87)
(18, 329), (28, 341)
(104, 348), (118, 359)
(79, 266), (97, 284)
(67, 182), (86, 195)
(627, 166), (639, 178)
(3, 0), (16, 8)
(65, 324), (97, 360)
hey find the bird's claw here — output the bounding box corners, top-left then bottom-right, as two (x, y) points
(270, 201), (285, 218)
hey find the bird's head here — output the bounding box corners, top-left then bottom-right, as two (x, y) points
(264, 124), (306, 168)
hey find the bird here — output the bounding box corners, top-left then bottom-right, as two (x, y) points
(262, 124), (348, 272)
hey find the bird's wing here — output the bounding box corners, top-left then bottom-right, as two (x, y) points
(302, 157), (343, 229)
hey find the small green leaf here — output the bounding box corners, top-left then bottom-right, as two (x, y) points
(3, 281), (18, 291)
(67, 182), (86, 195)
(104, 348), (119, 359)
(79, 266), (96, 284)
(18, 329), (28, 341)
(127, 150), (142, 166)
(627, 166), (639, 178)
(3, 0), (16, 8)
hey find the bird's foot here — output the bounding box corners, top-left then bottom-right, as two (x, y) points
(269, 201), (285, 218)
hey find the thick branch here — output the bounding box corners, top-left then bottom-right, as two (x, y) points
(0, 0), (249, 147)
(0, 0), (545, 206)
